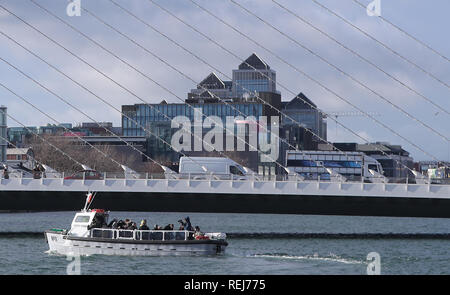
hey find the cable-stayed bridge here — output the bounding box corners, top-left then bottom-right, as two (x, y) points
(1, 175), (449, 217)
(0, 1), (448, 217)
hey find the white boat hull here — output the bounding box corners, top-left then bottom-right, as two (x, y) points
(45, 231), (227, 256)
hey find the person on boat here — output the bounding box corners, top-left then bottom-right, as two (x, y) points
(112, 219), (126, 229)
(88, 214), (105, 230)
(153, 224), (162, 230)
(194, 226), (205, 239)
(128, 222), (137, 230)
(163, 224), (174, 230)
(178, 219), (186, 228)
(184, 217), (194, 231)
(107, 218), (118, 228)
(139, 219), (149, 230)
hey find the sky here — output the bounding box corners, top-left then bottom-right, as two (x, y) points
(0, 0), (449, 162)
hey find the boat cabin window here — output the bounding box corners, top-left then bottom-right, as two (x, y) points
(74, 215), (91, 223)
(230, 165), (244, 176)
(368, 164), (379, 173)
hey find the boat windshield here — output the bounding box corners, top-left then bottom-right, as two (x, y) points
(74, 215), (91, 223)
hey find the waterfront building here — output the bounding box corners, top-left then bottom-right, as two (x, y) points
(122, 98), (273, 173)
(187, 72), (232, 103)
(232, 53), (278, 98)
(417, 161), (450, 182)
(320, 142), (414, 179)
(122, 53), (327, 175)
(281, 93), (327, 141)
(7, 122), (121, 147)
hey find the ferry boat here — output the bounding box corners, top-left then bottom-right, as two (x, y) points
(45, 193), (228, 256)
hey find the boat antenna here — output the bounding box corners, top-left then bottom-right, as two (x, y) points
(83, 191), (97, 211)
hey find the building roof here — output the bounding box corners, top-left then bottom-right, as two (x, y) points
(358, 143), (410, 157)
(7, 148), (33, 155)
(238, 53), (270, 70)
(198, 72), (226, 89)
(284, 93), (317, 110)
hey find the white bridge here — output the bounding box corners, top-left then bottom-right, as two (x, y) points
(1, 173), (449, 217)
(1, 174), (448, 200)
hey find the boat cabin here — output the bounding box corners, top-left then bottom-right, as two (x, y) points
(69, 209), (109, 237)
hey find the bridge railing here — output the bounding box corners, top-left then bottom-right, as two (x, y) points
(1, 170), (448, 184)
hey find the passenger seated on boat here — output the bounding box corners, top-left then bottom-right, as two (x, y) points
(107, 219), (118, 228)
(153, 224), (162, 230)
(128, 222), (137, 230)
(112, 219), (125, 229)
(194, 226), (209, 240)
(178, 219), (186, 229)
(139, 219), (149, 230)
(163, 224), (174, 230)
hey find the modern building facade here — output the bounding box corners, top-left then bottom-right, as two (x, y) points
(122, 99), (274, 172)
(281, 93), (327, 141)
(122, 53), (327, 175)
(320, 142), (414, 179)
(232, 53), (278, 98)
(187, 72), (232, 103)
(7, 122), (121, 147)
(0, 106), (7, 164)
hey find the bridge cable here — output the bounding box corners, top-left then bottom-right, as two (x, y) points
(351, 0), (450, 63)
(25, 0), (316, 175)
(141, 0), (443, 173)
(179, 0), (447, 167)
(272, 0), (449, 114)
(103, 0), (442, 175)
(1, 3), (289, 175)
(229, 0), (449, 142)
(0, 107), (84, 170)
(308, 0), (450, 90)
(0, 47), (166, 171)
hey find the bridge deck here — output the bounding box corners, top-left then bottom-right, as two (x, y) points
(1, 178), (449, 217)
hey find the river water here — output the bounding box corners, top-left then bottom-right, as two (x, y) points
(0, 211), (449, 275)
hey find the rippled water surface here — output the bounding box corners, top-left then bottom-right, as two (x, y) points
(0, 212), (449, 274)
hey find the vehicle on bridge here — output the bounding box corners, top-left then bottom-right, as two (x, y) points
(45, 193), (228, 256)
(176, 156), (255, 180)
(63, 169), (103, 180)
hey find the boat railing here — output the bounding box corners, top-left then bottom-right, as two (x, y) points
(90, 228), (193, 241)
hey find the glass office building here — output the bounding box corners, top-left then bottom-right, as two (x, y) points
(232, 53), (278, 98)
(281, 92), (327, 141)
(122, 53), (326, 175)
(122, 102), (263, 136)
(122, 101), (273, 170)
